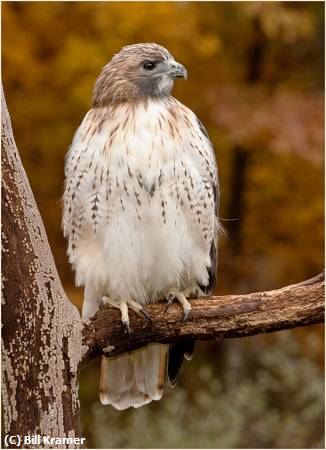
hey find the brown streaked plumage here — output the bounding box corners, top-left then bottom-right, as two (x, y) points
(93, 43), (173, 106)
(63, 43), (219, 410)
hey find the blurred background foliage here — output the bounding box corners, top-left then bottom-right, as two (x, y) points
(2, 1), (324, 448)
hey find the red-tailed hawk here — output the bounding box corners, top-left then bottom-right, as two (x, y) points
(63, 43), (219, 410)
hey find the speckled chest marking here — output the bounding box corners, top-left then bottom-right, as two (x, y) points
(63, 96), (219, 300)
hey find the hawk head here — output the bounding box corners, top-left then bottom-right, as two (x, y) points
(92, 43), (187, 106)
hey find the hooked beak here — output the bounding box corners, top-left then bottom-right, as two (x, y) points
(168, 61), (188, 80)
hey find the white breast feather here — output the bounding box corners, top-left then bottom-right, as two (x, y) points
(63, 98), (218, 304)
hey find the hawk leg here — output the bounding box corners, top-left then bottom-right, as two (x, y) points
(164, 285), (206, 321)
(164, 286), (203, 386)
(101, 296), (151, 333)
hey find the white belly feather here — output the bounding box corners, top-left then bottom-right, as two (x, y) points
(63, 98), (218, 306)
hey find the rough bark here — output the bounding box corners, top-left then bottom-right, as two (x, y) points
(82, 272), (324, 364)
(1, 88), (83, 448)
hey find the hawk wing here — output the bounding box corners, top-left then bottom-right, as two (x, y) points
(62, 107), (119, 286)
(196, 117), (219, 296)
(167, 113), (219, 386)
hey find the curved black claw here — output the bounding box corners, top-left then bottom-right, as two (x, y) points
(164, 293), (175, 315)
(140, 307), (152, 324)
(183, 309), (191, 322)
(122, 320), (131, 334)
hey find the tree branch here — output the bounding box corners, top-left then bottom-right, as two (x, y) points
(81, 272), (324, 365)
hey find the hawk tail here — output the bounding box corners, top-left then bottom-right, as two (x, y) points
(167, 339), (196, 387)
(100, 344), (167, 410)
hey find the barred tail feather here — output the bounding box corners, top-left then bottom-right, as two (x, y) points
(100, 344), (167, 410)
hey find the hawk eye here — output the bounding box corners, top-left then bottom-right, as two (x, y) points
(142, 61), (156, 71)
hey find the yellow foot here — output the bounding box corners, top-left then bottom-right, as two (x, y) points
(101, 297), (151, 333)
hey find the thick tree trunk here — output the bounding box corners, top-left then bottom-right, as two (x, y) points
(1, 89), (83, 448)
(1, 87), (324, 449)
